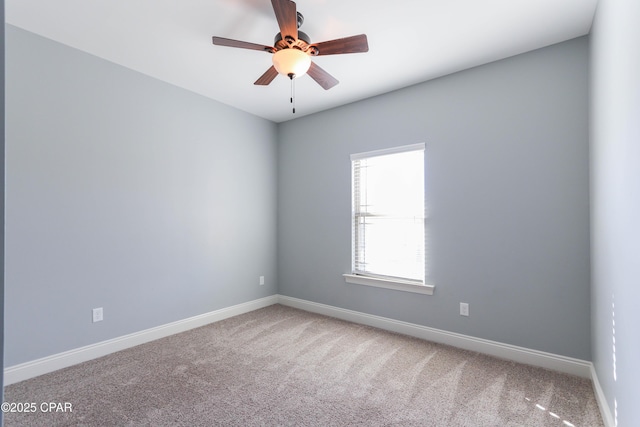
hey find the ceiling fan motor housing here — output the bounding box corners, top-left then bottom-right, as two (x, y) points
(274, 30), (311, 49)
(273, 12), (318, 55)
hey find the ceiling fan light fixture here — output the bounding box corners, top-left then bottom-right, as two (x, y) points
(272, 48), (311, 78)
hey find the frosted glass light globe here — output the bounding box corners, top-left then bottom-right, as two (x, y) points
(272, 49), (311, 78)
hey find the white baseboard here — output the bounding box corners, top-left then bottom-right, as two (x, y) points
(4, 293), (614, 426)
(590, 364), (615, 427)
(4, 295), (279, 385)
(277, 295), (593, 378)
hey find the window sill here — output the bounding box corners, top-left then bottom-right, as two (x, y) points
(343, 274), (434, 295)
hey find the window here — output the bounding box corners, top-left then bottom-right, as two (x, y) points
(344, 143), (433, 295)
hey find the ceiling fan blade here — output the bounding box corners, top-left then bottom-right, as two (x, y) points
(307, 61), (339, 90)
(310, 34), (369, 56)
(271, 0), (298, 41)
(212, 36), (274, 53)
(254, 66), (279, 86)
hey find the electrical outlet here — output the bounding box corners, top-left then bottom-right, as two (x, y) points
(460, 303), (469, 317)
(259, 276), (265, 286)
(92, 307), (104, 323)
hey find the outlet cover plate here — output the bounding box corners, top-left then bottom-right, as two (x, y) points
(460, 303), (469, 317)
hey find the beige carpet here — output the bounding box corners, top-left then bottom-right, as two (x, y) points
(4, 304), (603, 426)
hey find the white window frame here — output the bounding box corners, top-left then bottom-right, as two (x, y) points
(344, 143), (434, 295)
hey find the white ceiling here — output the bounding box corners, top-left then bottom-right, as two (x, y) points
(6, 0), (597, 123)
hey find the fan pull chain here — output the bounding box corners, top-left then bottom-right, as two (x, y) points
(291, 76), (296, 114)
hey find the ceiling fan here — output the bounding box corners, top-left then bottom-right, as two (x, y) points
(212, 0), (369, 91)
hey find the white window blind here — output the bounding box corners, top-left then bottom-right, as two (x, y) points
(351, 144), (425, 283)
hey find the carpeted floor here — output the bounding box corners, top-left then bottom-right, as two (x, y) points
(4, 304), (603, 426)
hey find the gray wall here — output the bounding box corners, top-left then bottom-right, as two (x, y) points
(590, 0), (640, 425)
(2, 1), (6, 424)
(278, 37), (591, 360)
(5, 26), (278, 366)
